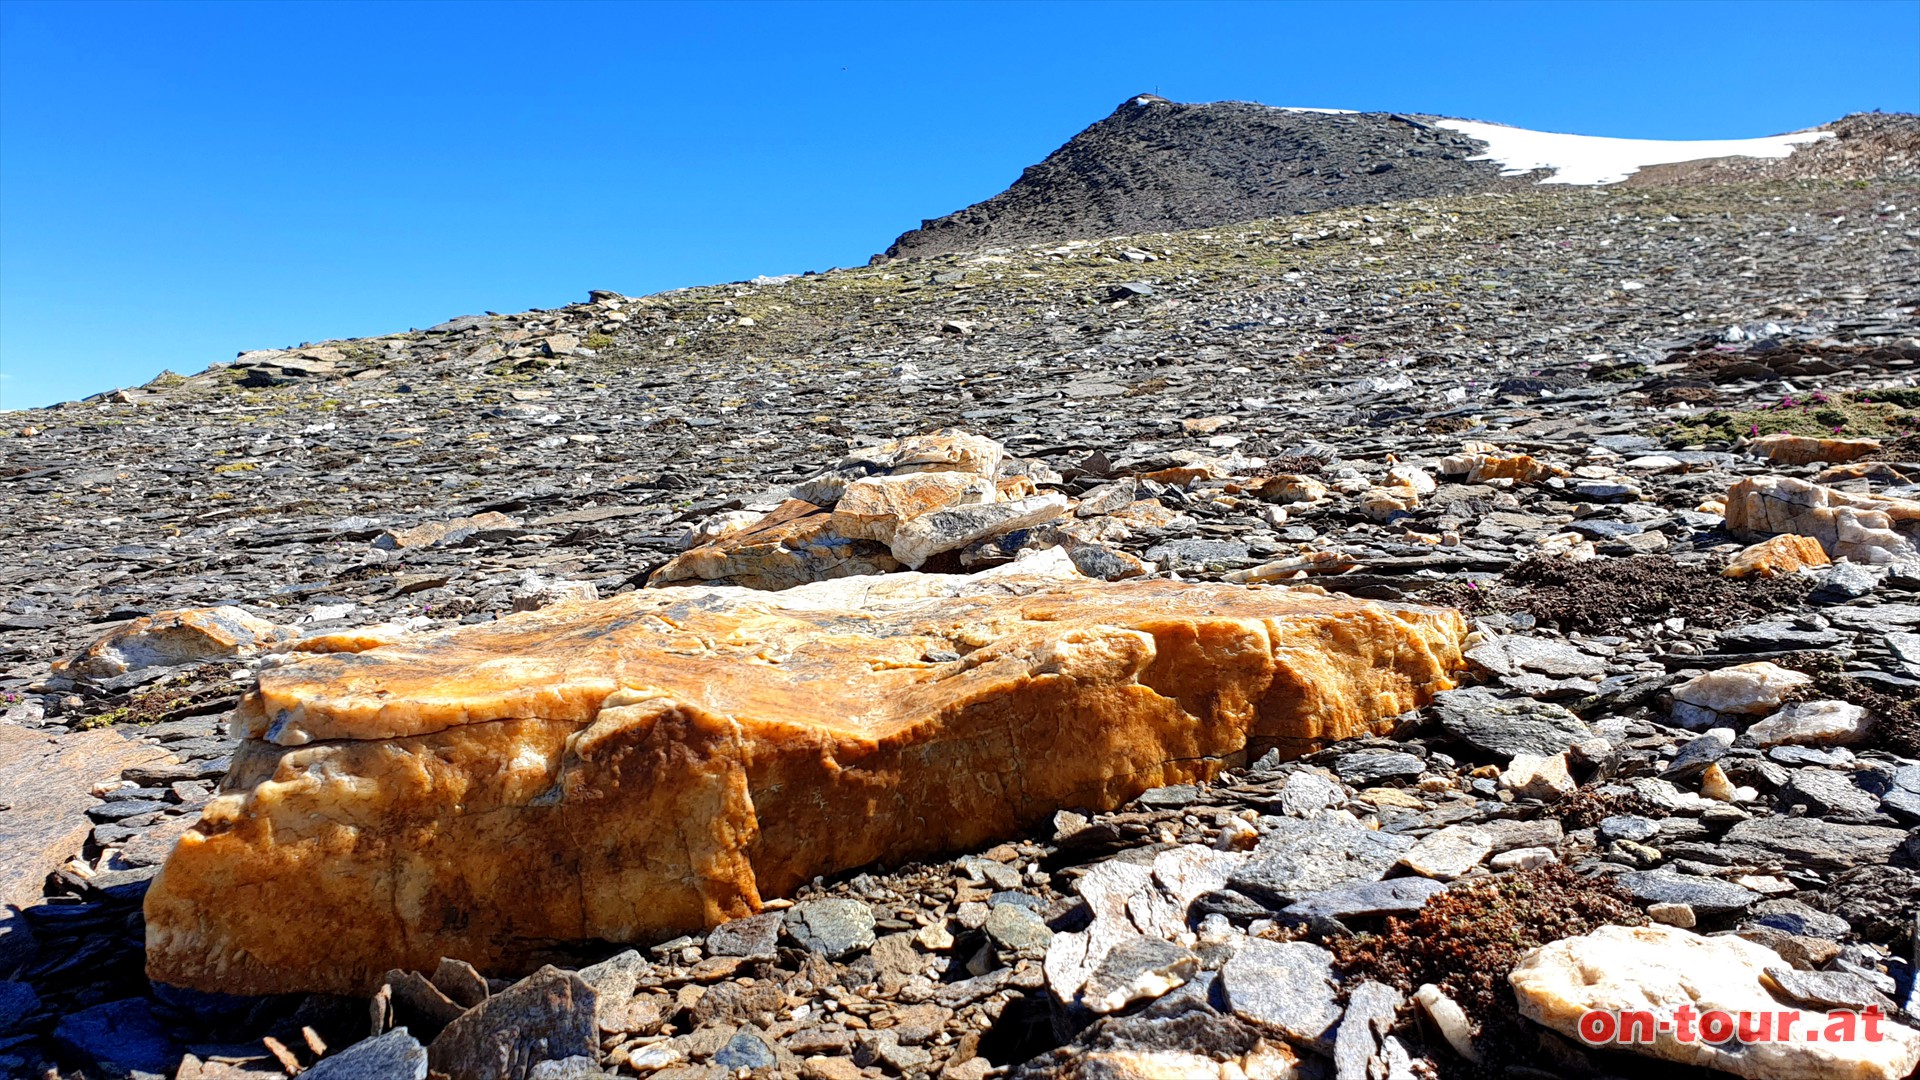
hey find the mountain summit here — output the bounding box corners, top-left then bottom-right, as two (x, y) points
(880, 96), (1916, 260)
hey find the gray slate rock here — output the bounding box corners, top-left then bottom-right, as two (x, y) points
(1780, 769), (1884, 819)
(427, 966), (598, 1080)
(706, 912), (783, 959)
(1665, 730), (1733, 782)
(1332, 750), (1424, 785)
(308, 1028), (430, 1080)
(1333, 980), (1405, 1080)
(1718, 817), (1910, 872)
(985, 903), (1053, 952)
(712, 1032), (775, 1072)
(1227, 818), (1416, 905)
(1220, 938), (1343, 1053)
(1600, 815), (1661, 843)
(1080, 936), (1199, 1014)
(1763, 966), (1901, 1014)
(52, 998), (180, 1078)
(1748, 899), (1852, 941)
(786, 898), (877, 960)
(1717, 622), (1847, 652)
(1279, 877), (1448, 922)
(1615, 870), (1760, 916)
(1431, 687), (1591, 758)
(0, 979), (38, 1038)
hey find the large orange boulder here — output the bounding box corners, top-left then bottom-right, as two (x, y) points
(144, 555), (1466, 995)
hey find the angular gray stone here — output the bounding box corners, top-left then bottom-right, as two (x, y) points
(1762, 966), (1901, 1014)
(1332, 750), (1424, 785)
(427, 966), (597, 1080)
(1431, 687), (1591, 758)
(308, 1028), (430, 1080)
(1780, 769), (1883, 818)
(1080, 936), (1199, 1014)
(1466, 636), (1606, 679)
(1810, 562), (1880, 603)
(1333, 980), (1406, 1080)
(1400, 826), (1493, 880)
(1718, 622), (1847, 652)
(705, 912), (783, 959)
(0, 979), (38, 1038)
(1718, 816), (1909, 872)
(984, 903), (1053, 953)
(574, 950), (645, 1004)
(1664, 729), (1733, 782)
(1615, 870), (1759, 917)
(1220, 938), (1343, 1053)
(1748, 899), (1851, 941)
(712, 1032), (775, 1072)
(1599, 815), (1661, 843)
(52, 998), (180, 1078)
(1227, 818), (1415, 905)
(1277, 771), (1347, 817)
(786, 898), (877, 960)
(1279, 877), (1448, 922)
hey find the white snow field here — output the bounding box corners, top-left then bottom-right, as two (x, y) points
(1435, 118), (1834, 185)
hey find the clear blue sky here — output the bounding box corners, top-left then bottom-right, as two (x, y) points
(3, 1), (1917, 410)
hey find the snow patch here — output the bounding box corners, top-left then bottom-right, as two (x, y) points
(1276, 106), (1359, 115)
(1435, 119), (1833, 186)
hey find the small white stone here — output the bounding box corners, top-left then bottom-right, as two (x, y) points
(1511, 924), (1920, 1080)
(1746, 700), (1873, 747)
(1500, 753), (1576, 800)
(1672, 662), (1811, 716)
(1647, 902), (1696, 928)
(1489, 846), (1558, 872)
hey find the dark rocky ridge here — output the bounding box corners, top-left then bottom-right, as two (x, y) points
(881, 96), (1920, 262)
(882, 97), (1518, 261)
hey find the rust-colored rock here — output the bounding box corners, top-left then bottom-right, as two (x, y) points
(53, 606), (287, 679)
(1745, 432), (1881, 466)
(145, 555), (1466, 995)
(1723, 475), (1920, 563)
(653, 430), (1067, 584)
(1437, 445), (1565, 484)
(1721, 534), (1831, 579)
(649, 499), (901, 589)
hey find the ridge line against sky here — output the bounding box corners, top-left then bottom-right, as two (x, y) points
(3, 0), (1918, 410)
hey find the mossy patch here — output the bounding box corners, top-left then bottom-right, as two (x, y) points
(1329, 863), (1645, 1074)
(1661, 389), (1920, 445)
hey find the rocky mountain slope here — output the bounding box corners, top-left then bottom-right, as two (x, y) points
(880, 97), (1918, 261)
(2, 163), (1920, 1079)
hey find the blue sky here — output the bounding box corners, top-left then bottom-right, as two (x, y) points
(3, 1), (1917, 410)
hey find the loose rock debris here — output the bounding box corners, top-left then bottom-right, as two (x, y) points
(3, 176), (1920, 1078)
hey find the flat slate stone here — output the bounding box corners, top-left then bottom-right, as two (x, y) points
(1615, 870), (1759, 917)
(0, 724), (176, 911)
(52, 997), (180, 1078)
(705, 912), (783, 959)
(786, 898), (877, 960)
(1430, 687), (1591, 758)
(1220, 938), (1343, 1053)
(1227, 818), (1416, 906)
(1718, 816), (1909, 872)
(307, 1028), (429, 1080)
(1278, 877), (1447, 921)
